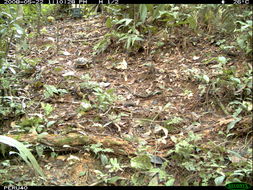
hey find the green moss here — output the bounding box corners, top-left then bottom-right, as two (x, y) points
(13, 135), (21, 141)
(56, 137), (73, 145)
(76, 136), (90, 144)
(55, 135), (89, 146)
(103, 139), (122, 146)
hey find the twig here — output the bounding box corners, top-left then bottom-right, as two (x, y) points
(89, 180), (104, 186)
(56, 22), (60, 55)
(5, 30), (14, 59)
(205, 84), (211, 108)
(36, 4), (41, 39)
(214, 93), (229, 116)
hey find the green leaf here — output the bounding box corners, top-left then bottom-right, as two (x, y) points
(242, 101), (252, 111)
(0, 144), (7, 157)
(100, 154), (108, 166)
(165, 178), (175, 186)
(139, 4), (147, 23)
(47, 121), (56, 127)
(226, 118), (241, 133)
(79, 171), (86, 177)
(170, 136), (177, 143)
(217, 56), (227, 64)
(1, 12), (12, 20)
(0, 135), (45, 177)
(44, 85), (58, 98)
(35, 145), (44, 157)
(230, 77), (241, 84)
(214, 175), (225, 185)
(130, 155), (152, 170)
(148, 176), (158, 186)
(19, 116), (43, 128)
(57, 89), (68, 94)
(116, 18), (133, 29)
(0, 28), (7, 36)
(80, 100), (92, 112)
(106, 17), (112, 28)
(153, 4), (165, 19)
(202, 75), (210, 83)
(13, 24), (24, 35)
(41, 103), (54, 116)
(237, 38), (245, 49)
(108, 176), (123, 184)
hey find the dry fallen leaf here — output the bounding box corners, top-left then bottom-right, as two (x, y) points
(62, 71), (76, 77)
(115, 59), (128, 70)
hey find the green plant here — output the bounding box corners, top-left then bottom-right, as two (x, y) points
(168, 131), (202, 159)
(94, 88), (116, 111)
(41, 102), (53, 116)
(43, 84), (68, 98)
(186, 56), (252, 128)
(165, 131), (252, 185)
(119, 32), (143, 50)
(85, 143), (114, 156)
(78, 99), (92, 113)
(131, 155), (152, 170)
(0, 5), (40, 123)
(103, 112), (128, 130)
(78, 75), (117, 112)
(0, 135), (45, 177)
(94, 9), (146, 53)
(164, 117), (183, 130)
(0, 96), (25, 119)
(0, 62), (28, 124)
(147, 168), (175, 186)
(105, 158), (123, 173)
(92, 169), (125, 185)
(0, 7), (26, 57)
(93, 35), (111, 55)
(130, 153), (177, 186)
(79, 75), (117, 112)
(17, 116), (44, 132)
(235, 20), (252, 55)
(14, 113), (55, 133)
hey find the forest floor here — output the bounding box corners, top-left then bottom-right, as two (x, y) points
(1, 15), (252, 186)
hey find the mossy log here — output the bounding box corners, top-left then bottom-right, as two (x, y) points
(7, 133), (136, 156)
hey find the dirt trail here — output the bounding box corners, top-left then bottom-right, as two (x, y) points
(5, 15), (244, 185)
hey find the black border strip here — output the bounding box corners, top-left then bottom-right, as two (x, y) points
(0, 186), (228, 189)
(1, 0), (252, 4)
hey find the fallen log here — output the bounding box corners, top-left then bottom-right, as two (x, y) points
(7, 133), (136, 156)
